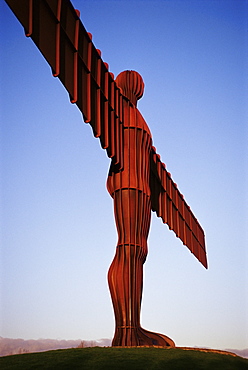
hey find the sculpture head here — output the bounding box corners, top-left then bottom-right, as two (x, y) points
(115, 70), (144, 107)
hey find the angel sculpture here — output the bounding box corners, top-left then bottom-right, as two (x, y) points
(107, 70), (176, 347)
(5, 0), (207, 347)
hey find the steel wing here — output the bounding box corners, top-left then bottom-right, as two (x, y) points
(150, 147), (207, 268)
(5, 0), (125, 169)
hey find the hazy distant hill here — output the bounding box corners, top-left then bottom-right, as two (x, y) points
(0, 337), (111, 357)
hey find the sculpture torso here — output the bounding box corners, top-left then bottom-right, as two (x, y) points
(107, 100), (152, 197)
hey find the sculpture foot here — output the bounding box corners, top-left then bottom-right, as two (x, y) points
(112, 326), (175, 348)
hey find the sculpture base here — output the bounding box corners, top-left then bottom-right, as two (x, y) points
(112, 326), (175, 348)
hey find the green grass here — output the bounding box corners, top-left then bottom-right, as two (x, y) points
(0, 347), (247, 370)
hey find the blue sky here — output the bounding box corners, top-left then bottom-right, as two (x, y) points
(1, 0), (247, 350)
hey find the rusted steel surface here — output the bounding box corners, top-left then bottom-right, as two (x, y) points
(107, 70), (175, 346)
(5, 0), (208, 347)
(150, 147), (207, 269)
(5, 0), (124, 169)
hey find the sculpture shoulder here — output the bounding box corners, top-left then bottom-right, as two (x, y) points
(136, 109), (152, 138)
(123, 103), (152, 138)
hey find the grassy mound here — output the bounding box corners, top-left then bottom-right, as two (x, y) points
(0, 347), (247, 370)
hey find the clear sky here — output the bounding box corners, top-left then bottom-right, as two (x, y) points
(1, 0), (247, 351)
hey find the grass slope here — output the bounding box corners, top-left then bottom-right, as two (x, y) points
(0, 347), (247, 370)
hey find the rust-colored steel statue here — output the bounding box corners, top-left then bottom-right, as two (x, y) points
(5, 0), (208, 348)
(107, 71), (174, 346)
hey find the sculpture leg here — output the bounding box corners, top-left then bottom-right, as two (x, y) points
(108, 189), (175, 347)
